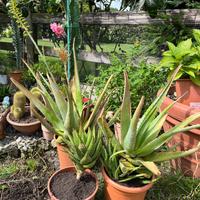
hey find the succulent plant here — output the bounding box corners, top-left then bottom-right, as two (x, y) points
(11, 41), (112, 178)
(11, 91), (26, 120)
(30, 87), (41, 117)
(99, 66), (200, 184)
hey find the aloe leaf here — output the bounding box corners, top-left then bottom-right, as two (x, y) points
(118, 173), (148, 183)
(138, 114), (167, 149)
(90, 95), (110, 128)
(24, 61), (60, 117)
(144, 143), (200, 162)
(123, 96), (144, 153)
(47, 74), (68, 121)
(138, 93), (185, 148)
(64, 87), (77, 134)
(136, 123), (200, 157)
(138, 160), (161, 176)
(71, 39), (83, 116)
(108, 107), (121, 127)
(120, 72), (131, 143)
(98, 117), (115, 139)
(84, 75), (113, 131)
(11, 78), (64, 131)
(32, 108), (57, 135)
(135, 65), (181, 149)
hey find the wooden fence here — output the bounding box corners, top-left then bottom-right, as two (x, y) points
(1, 9), (200, 64)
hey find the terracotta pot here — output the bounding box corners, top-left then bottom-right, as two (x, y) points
(161, 93), (200, 178)
(9, 71), (22, 83)
(6, 112), (41, 135)
(48, 167), (98, 200)
(102, 168), (153, 200)
(55, 137), (74, 169)
(41, 124), (54, 141)
(175, 79), (200, 106)
(0, 108), (10, 139)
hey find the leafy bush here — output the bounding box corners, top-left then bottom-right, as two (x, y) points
(87, 54), (167, 112)
(22, 58), (65, 88)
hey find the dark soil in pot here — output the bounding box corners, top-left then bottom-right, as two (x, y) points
(50, 170), (96, 200)
(10, 111), (38, 123)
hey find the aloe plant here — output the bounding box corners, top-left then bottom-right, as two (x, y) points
(11, 38), (113, 178)
(8, 0), (113, 179)
(99, 67), (200, 184)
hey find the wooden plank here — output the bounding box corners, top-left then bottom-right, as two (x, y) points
(0, 42), (110, 64)
(78, 50), (110, 64)
(1, 9), (200, 25)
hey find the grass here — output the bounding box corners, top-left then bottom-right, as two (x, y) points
(0, 37), (134, 53)
(146, 172), (200, 200)
(0, 163), (19, 179)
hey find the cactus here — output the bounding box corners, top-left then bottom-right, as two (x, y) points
(30, 87), (41, 117)
(11, 91), (26, 120)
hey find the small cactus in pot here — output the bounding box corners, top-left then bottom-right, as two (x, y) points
(11, 91), (26, 120)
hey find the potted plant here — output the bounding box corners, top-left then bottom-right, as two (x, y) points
(47, 127), (102, 200)
(98, 69), (200, 200)
(157, 29), (200, 105)
(0, 96), (10, 139)
(6, 88), (41, 135)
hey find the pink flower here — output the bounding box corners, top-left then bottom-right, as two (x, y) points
(50, 22), (65, 38)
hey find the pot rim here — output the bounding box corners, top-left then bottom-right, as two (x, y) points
(102, 168), (153, 194)
(6, 112), (40, 127)
(48, 167), (99, 200)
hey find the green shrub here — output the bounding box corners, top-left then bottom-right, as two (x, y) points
(22, 58), (65, 88)
(87, 54), (167, 113)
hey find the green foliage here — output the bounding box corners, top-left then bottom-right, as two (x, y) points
(26, 159), (38, 172)
(158, 29), (200, 86)
(22, 59), (65, 88)
(0, 51), (16, 73)
(11, 42), (113, 178)
(0, 85), (11, 102)
(99, 68), (200, 184)
(64, 128), (103, 178)
(87, 54), (167, 113)
(0, 163), (18, 179)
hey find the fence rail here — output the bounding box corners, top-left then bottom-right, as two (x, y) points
(1, 9), (200, 64)
(1, 9), (200, 25)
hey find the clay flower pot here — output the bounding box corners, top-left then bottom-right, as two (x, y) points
(55, 136), (74, 169)
(6, 112), (41, 135)
(102, 168), (153, 200)
(175, 79), (200, 106)
(160, 92), (200, 178)
(0, 107), (10, 139)
(48, 167), (98, 200)
(9, 71), (22, 83)
(41, 124), (54, 141)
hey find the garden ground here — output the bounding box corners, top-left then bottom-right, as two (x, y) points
(0, 126), (199, 200)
